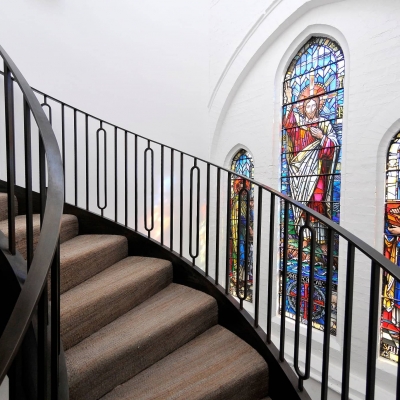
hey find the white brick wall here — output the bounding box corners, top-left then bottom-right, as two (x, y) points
(210, 0), (400, 398)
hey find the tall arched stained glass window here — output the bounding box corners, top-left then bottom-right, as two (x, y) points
(280, 37), (344, 335)
(382, 132), (400, 363)
(229, 149), (254, 301)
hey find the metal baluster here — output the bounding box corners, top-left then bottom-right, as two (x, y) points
(321, 227), (334, 400)
(96, 123), (107, 217)
(215, 168), (221, 285)
(144, 141), (154, 237)
(24, 99), (33, 268)
(61, 104), (66, 202)
(161, 145), (164, 245)
(170, 149), (174, 250)
(74, 108), (77, 206)
(134, 135), (138, 230)
(280, 200), (289, 361)
(114, 127), (118, 222)
(4, 64), (15, 255)
(254, 188), (262, 328)
(206, 163), (210, 277)
(366, 261), (380, 400)
(125, 131), (128, 227)
(237, 186), (250, 309)
(267, 193), (275, 343)
(85, 114), (89, 210)
(225, 172), (231, 294)
(179, 153), (183, 256)
(341, 242), (355, 400)
(189, 159), (200, 265)
(51, 240), (60, 399)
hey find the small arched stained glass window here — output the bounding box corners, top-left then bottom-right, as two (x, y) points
(229, 149), (254, 301)
(280, 36), (344, 335)
(382, 132), (400, 363)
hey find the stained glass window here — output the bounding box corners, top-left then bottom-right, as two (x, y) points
(229, 149), (254, 301)
(280, 37), (344, 335)
(382, 132), (400, 363)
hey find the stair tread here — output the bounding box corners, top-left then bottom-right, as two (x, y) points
(0, 214), (78, 259)
(0, 193), (18, 221)
(60, 234), (128, 293)
(61, 256), (173, 350)
(66, 283), (218, 400)
(101, 325), (269, 400)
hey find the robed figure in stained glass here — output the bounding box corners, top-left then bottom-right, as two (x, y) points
(283, 76), (339, 226)
(381, 133), (400, 363)
(280, 37), (343, 334)
(229, 150), (254, 301)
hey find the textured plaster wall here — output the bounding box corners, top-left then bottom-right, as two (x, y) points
(209, 0), (400, 398)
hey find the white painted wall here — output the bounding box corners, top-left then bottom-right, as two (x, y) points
(1, 0), (400, 398)
(210, 0), (400, 398)
(0, 0), (209, 159)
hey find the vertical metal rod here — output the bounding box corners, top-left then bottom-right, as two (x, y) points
(24, 99), (33, 269)
(254, 188), (263, 328)
(179, 153), (184, 256)
(267, 193), (275, 343)
(366, 261), (380, 400)
(134, 135), (138, 230)
(114, 127), (118, 222)
(4, 64), (16, 255)
(215, 168), (221, 285)
(51, 240), (60, 399)
(125, 131), (128, 227)
(74, 109), (78, 206)
(96, 124), (107, 217)
(321, 227), (334, 400)
(170, 149), (174, 250)
(225, 172), (231, 294)
(144, 142), (154, 236)
(205, 163), (210, 277)
(39, 136), (46, 225)
(189, 160), (200, 264)
(85, 114), (89, 210)
(341, 242), (355, 400)
(280, 200), (289, 361)
(161, 145), (164, 245)
(38, 289), (48, 399)
(61, 104), (66, 202)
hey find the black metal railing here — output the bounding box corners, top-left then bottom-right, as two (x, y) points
(1, 66), (399, 398)
(0, 46), (64, 399)
(22, 86), (400, 399)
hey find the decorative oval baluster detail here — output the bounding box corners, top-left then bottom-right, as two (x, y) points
(189, 159), (200, 262)
(96, 124), (107, 215)
(144, 143), (154, 235)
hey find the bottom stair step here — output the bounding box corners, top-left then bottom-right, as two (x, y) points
(101, 325), (269, 400)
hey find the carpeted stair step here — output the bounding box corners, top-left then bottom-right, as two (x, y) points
(60, 234), (128, 294)
(0, 214), (78, 259)
(61, 256), (173, 350)
(101, 325), (269, 400)
(65, 283), (218, 400)
(0, 193), (18, 221)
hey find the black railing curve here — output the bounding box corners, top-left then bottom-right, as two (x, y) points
(1, 70), (399, 399)
(0, 45), (64, 398)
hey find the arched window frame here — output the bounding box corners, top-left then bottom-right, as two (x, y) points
(279, 36), (344, 335)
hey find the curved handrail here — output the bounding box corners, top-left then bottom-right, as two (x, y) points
(0, 45), (64, 382)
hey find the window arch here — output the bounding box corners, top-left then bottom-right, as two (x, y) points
(382, 132), (400, 362)
(280, 36), (344, 334)
(229, 149), (254, 301)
